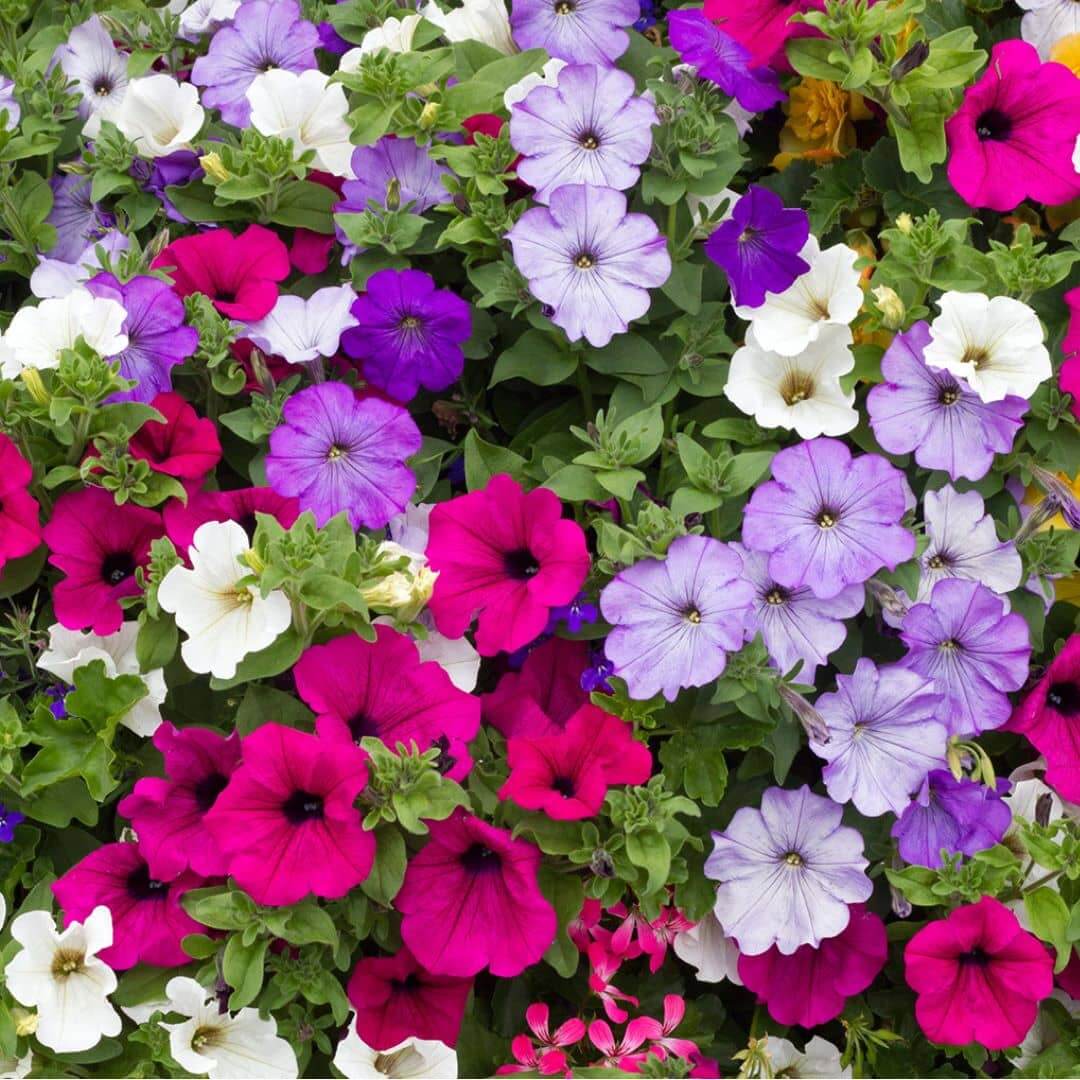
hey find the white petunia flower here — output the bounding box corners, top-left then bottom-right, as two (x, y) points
(387, 503), (434, 556)
(724, 323), (858, 438)
(343, 14), (424, 63)
(423, 0), (516, 54)
(0, 1051), (31, 1078)
(1073, 133), (1080, 175)
(30, 231), (129, 300)
(246, 69), (355, 178)
(174, 0), (242, 40)
(2, 287), (128, 377)
(157, 520), (292, 680)
(1012, 990), (1080, 1069)
(4, 907), (122, 1054)
(414, 620), (481, 692)
(38, 622), (167, 737)
(88, 75), (204, 157)
(160, 977), (298, 1079)
(673, 910), (743, 985)
(749, 1036), (852, 1079)
(1017, 0), (1080, 58)
(243, 285), (359, 365)
(733, 236), (863, 357)
(333, 1024), (457, 1079)
(923, 292), (1051, 403)
(504, 58), (567, 109)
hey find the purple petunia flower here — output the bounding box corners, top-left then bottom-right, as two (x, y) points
(45, 175), (114, 263)
(53, 15), (128, 122)
(509, 64), (657, 205)
(86, 273), (200, 403)
(191, 0), (320, 126)
(742, 438), (916, 600)
(705, 186), (809, 308)
(732, 542), (864, 683)
(892, 770), (1012, 869)
(265, 382), (421, 530)
(667, 10), (784, 113)
(599, 534), (754, 702)
(340, 268), (471, 402)
(0, 76), (20, 131)
(133, 149), (204, 224)
(706, 785), (872, 956)
(898, 577), (1030, 737)
(866, 322), (1028, 482)
(510, 0), (640, 65)
(809, 659), (948, 817)
(507, 183), (671, 347)
(0, 801), (25, 843)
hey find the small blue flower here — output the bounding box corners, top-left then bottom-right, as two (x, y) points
(0, 802), (25, 843)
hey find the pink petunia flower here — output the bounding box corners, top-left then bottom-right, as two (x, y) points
(586, 1017), (662, 1073)
(0, 433), (42, 570)
(163, 485), (300, 555)
(128, 392), (222, 482)
(425, 474), (590, 656)
(117, 722), (242, 880)
(204, 723), (375, 906)
(587, 942), (639, 1024)
(701, 0), (819, 68)
(293, 625), (481, 782)
(396, 809), (557, 977)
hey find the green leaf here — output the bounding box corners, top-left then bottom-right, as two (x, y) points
(359, 826), (407, 907)
(660, 731), (728, 807)
(625, 829), (671, 896)
(278, 900), (339, 947)
(0, 546), (47, 599)
(223, 934), (268, 1010)
(233, 683), (314, 736)
(661, 259), (703, 315)
(786, 38), (849, 81)
(269, 180), (338, 232)
(209, 629), (305, 691)
(1024, 887), (1072, 971)
(890, 104), (949, 183)
(162, 181), (246, 223)
(463, 429), (528, 491)
(543, 464), (608, 502)
(538, 865), (585, 978)
(490, 330), (577, 387)
(136, 612), (177, 672)
(806, 152), (866, 236)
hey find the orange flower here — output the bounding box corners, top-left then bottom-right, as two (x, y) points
(773, 78), (872, 169)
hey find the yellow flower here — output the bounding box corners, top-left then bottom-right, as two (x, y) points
(774, 78), (871, 169)
(1051, 32), (1080, 77)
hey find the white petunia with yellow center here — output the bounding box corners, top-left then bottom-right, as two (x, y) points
(423, 0), (517, 54)
(923, 291), (1051, 402)
(342, 14), (424, 64)
(158, 520), (292, 680)
(87, 74), (205, 156)
(332, 1024), (458, 1079)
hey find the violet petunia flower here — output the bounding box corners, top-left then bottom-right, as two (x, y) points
(599, 534), (754, 702)
(742, 438), (916, 600)
(53, 15), (128, 122)
(892, 770), (1012, 869)
(243, 284), (359, 366)
(510, 0), (640, 66)
(133, 149), (204, 223)
(704, 186), (809, 308)
(898, 577), (1030, 737)
(265, 381), (421, 530)
(507, 183), (671, 348)
(45, 175), (114, 263)
(509, 63), (657, 205)
(866, 322), (1027, 482)
(190, 0), (320, 126)
(707, 785), (873, 956)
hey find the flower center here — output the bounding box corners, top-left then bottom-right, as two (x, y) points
(237, 512), (259, 542)
(975, 108), (1012, 142)
(1047, 680), (1080, 716)
(391, 973), (421, 993)
(373, 1046), (428, 1077)
(552, 775), (577, 797)
(579, 131), (600, 150)
(554, 0), (575, 13)
(684, 606), (703, 624)
(461, 842), (502, 874)
(504, 547), (540, 579)
(783, 851), (804, 867)
(765, 587), (788, 606)
(348, 711), (380, 743)
(574, 251), (596, 270)
(938, 386), (960, 406)
(398, 315), (421, 331)
(960, 345), (991, 369)
(816, 508), (839, 529)
(192, 1026), (222, 1051)
(925, 551), (950, 570)
(282, 790), (325, 824)
(126, 864), (169, 901)
(51, 948), (86, 979)
(101, 551), (136, 586)
(780, 370), (815, 406)
(193, 771), (230, 812)
(959, 946), (990, 966)
(940, 638), (961, 652)
(327, 444), (347, 461)
(93, 78), (113, 97)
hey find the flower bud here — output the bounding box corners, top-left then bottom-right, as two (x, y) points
(872, 285), (905, 330)
(891, 40), (930, 80)
(12, 1008), (37, 1037)
(20, 367), (49, 406)
(199, 151), (231, 184)
(385, 177), (401, 212)
(895, 212), (914, 234)
(419, 102), (441, 130)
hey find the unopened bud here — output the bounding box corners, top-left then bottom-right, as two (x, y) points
(1035, 792), (1054, 827)
(241, 548), (265, 575)
(1031, 466), (1080, 529)
(20, 367), (49, 406)
(866, 578), (909, 619)
(199, 151), (231, 184)
(385, 177), (401, 212)
(590, 849), (616, 878)
(146, 226), (172, 260)
(12, 1007), (37, 1037)
(777, 683), (829, 745)
(418, 101), (441, 130)
(895, 212), (914, 235)
(872, 285), (905, 330)
(891, 40), (930, 80)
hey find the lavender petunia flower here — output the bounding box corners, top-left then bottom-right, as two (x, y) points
(340, 268), (471, 402)
(31, 231), (129, 299)
(667, 11), (784, 113)
(707, 785), (872, 956)
(510, 0), (640, 65)
(509, 64), (657, 204)
(86, 273), (200, 403)
(53, 15), (128, 122)
(866, 322), (1028, 482)
(742, 438), (916, 600)
(898, 577), (1030, 737)
(0, 76), (19, 130)
(705, 186), (809, 308)
(0, 801), (24, 843)
(599, 534), (754, 702)
(45, 175), (114, 263)
(190, 0), (320, 126)
(809, 659), (948, 817)
(265, 382), (421, 530)
(892, 770), (1012, 869)
(244, 284), (359, 366)
(507, 183), (671, 347)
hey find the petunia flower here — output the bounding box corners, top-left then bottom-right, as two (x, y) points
(673, 912), (743, 985)
(0, 433), (41, 572)
(338, 137), (452, 215)
(30, 231), (129, 300)
(333, 1027), (458, 1080)
(163, 485), (300, 553)
(175, 0), (242, 41)
(53, 16), (128, 123)
(505, 58), (568, 108)
(344, 14), (423, 59)
(1018, 0), (1080, 59)
(510, 0), (640, 66)
(243, 284), (358, 366)
(423, 0), (517, 53)
(126, 391), (222, 482)
(0, 76), (16, 131)
(46, 175), (114, 263)
(701, 0), (813, 68)
(92, 75), (205, 158)
(745, 1036), (851, 1079)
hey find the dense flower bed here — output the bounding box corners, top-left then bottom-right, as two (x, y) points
(0, 0), (1078, 1076)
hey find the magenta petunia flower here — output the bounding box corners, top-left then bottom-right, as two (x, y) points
(127, 392), (222, 482)
(293, 625), (481, 782)
(944, 40), (1080, 212)
(164, 486), (300, 555)
(117, 722), (243, 880)
(0, 434), (42, 572)
(510, 0), (640, 66)
(701, 0), (816, 68)
(396, 809), (557, 977)
(43, 487), (162, 635)
(204, 723), (375, 906)
(52, 842), (206, 970)
(737, 904), (888, 1028)
(346, 945), (472, 1051)
(426, 474), (590, 656)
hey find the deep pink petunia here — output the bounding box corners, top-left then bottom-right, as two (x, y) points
(163, 485), (300, 556)
(737, 903), (887, 1028)
(117, 722), (243, 880)
(346, 945), (472, 1050)
(43, 487), (162, 635)
(426, 474), (590, 656)
(151, 224), (291, 321)
(499, 705), (652, 820)
(293, 625), (481, 783)
(396, 809), (557, 977)
(1007, 635), (1080, 803)
(127, 392), (222, 481)
(203, 723), (375, 906)
(904, 895), (1053, 1050)
(0, 433), (41, 569)
(482, 637), (590, 739)
(945, 40), (1080, 212)
(52, 842), (206, 970)
(701, 0), (819, 69)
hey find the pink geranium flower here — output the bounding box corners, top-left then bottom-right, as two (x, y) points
(426, 474), (590, 656)
(204, 723), (375, 906)
(609, 903), (694, 973)
(127, 392), (222, 481)
(648, 996), (700, 1061)
(346, 945), (472, 1051)
(945, 40), (1080, 211)
(586, 1018), (662, 1073)
(499, 1004), (587, 1076)
(152, 224), (291, 321)
(52, 842), (205, 970)
(293, 625), (481, 782)
(737, 903), (887, 1028)
(0, 433), (41, 570)
(500, 705), (652, 820)
(118, 722), (242, 880)
(587, 942), (639, 1023)
(396, 809), (557, 977)
(904, 895), (1054, 1050)
(163, 485), (300, 555)
(43, 487), (162, 635)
